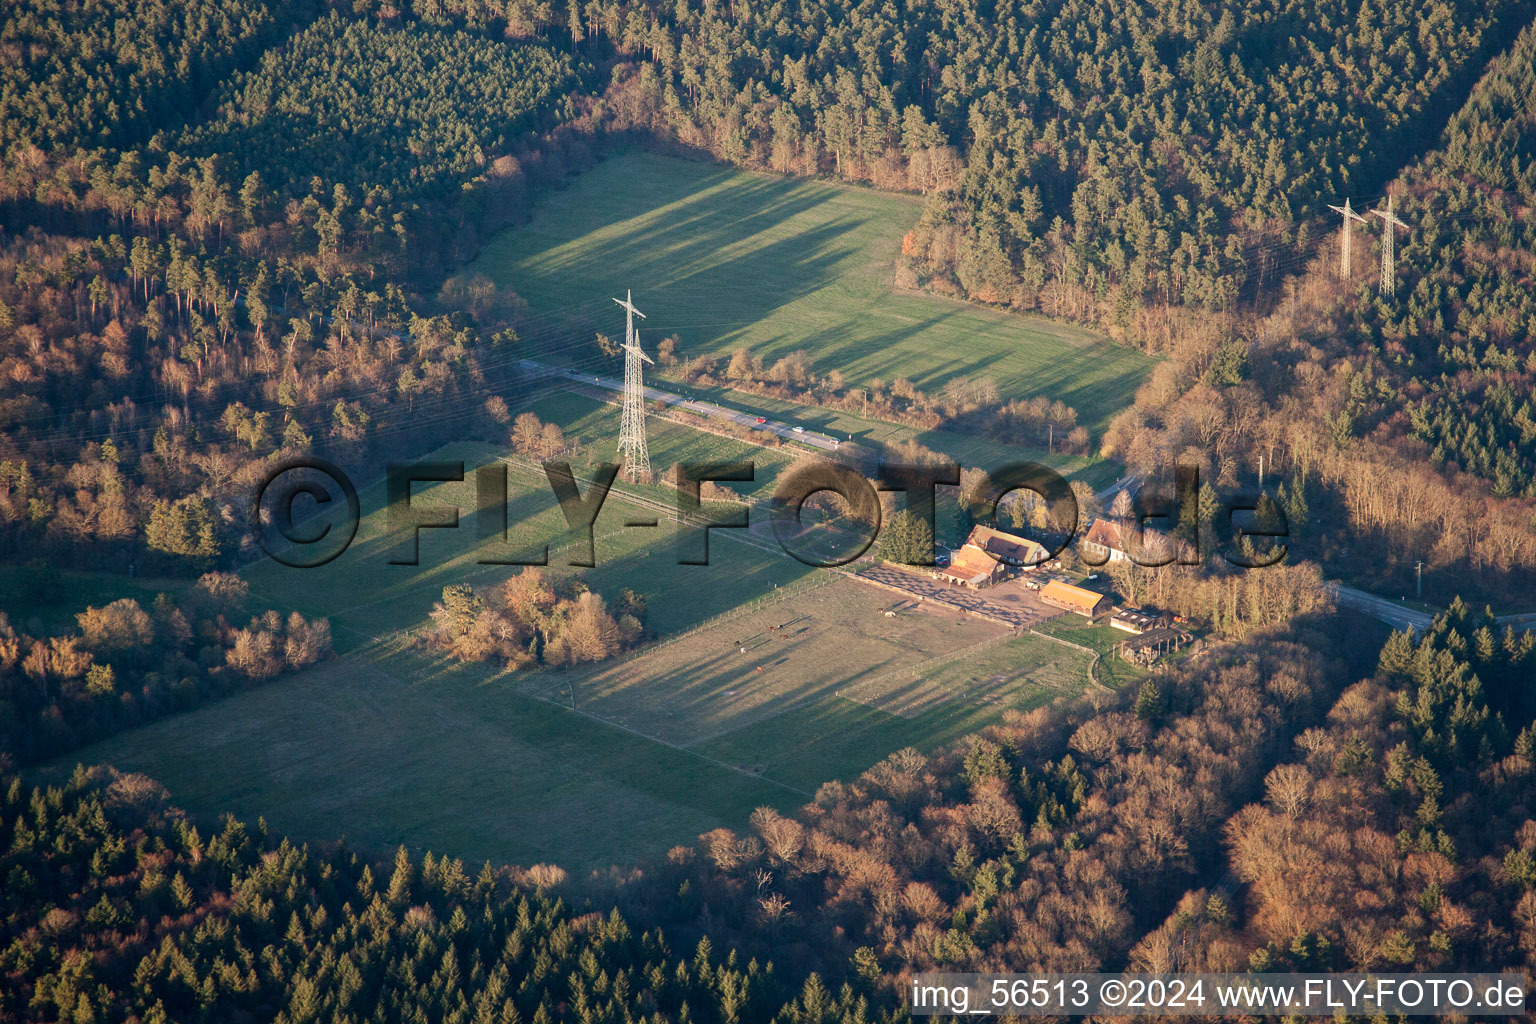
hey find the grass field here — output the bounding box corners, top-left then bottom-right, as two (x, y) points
(54, 579), (1096, 868)
(647, 614), (1097, 792)
(472, 151), (1152, 434)
(51, 639), (805, 873)
(535, 578), (1011, 748)
(1032, 617), (1153, 690)
(242, 436), (815, 648)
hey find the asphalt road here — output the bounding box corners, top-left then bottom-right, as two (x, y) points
(1093, 473), (1140, 506)
(1326, 582), (1435, 633)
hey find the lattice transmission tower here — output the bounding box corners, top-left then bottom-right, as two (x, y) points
(1326, 197), (1369, 281)
(614, 290), (653, 481)
(1372, 195), (1409, 298)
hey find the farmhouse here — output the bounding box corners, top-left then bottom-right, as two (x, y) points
(1080, 518), (1133, 563)
(1039, 580), (1113, 619)
(935, 525), (1047, 588)
(968, 525), (1049, 568)
(1081, 517), (1187, 565)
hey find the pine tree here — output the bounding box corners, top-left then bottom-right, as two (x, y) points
(1378, 629), (1416, 677)
(1283, 480), (1308, 534)
(1205, 891), (1232, 926)
(850, 947), (880, 982)
(1515, 727), (1536, 768)
(1134, 679), (1163, 721)
(387, 845), (414, 905)
(170, 872), (194, 910)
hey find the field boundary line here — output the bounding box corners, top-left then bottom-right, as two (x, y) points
(842, 567), (1025, 629)
(539, 380), (823, 462)
(564, 349), (1098, 465)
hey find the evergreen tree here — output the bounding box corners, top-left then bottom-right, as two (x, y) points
(1134, 678), (1163, 722)
(881, 508), (934, 565)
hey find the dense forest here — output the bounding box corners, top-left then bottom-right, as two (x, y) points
(0, 6), (590, 579)
(1139, 601), (1536, 974)
(0, 0), (298, 151)
(178, 14), (581, 203)
(1328, 24), (1536, 501)
(1096, 19), (1536, 602)
(0, 766), (880, 1024)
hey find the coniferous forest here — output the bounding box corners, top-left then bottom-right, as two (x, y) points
(2, 0), (1535, 1019)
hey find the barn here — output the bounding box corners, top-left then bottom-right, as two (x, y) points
(933, 525), (1048, 588)
(1039, 580), (1113, 619)
(934, 542), (1005, 588)
(967, 525), (1049, 569)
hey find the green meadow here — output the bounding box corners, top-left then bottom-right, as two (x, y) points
(472, 151), (1151, 434)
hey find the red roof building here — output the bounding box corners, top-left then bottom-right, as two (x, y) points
(933, 526), (1046, 588)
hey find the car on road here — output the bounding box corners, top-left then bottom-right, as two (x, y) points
(755, 416), (767, 424)
(792, 426), (805, 433)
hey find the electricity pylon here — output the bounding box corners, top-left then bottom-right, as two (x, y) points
(1326, 198), (1368, 281)
(1372, 195), (1409, 297)
(614, 290), (652, 481)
